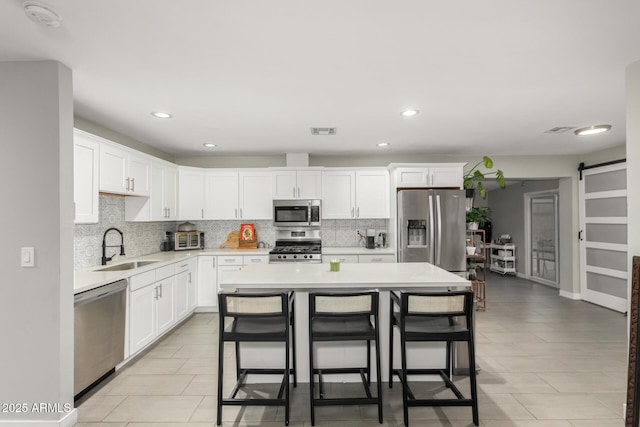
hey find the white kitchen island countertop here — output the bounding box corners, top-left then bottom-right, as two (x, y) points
(222, 261), (469, 290)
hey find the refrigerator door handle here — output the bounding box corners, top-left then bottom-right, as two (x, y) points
(436, 194), (442, 266)
(428, 195), (435, 264)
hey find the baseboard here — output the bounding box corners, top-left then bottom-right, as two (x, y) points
(516, 272), (526, 279)
(0, 408), (77, 426)
(559, 290), (581, 300)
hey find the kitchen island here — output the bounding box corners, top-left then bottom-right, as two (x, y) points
(221, 262), (470, 382)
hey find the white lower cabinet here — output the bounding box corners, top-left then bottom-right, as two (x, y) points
(155, 275), (175, 335)
(128, 278), (157, 356)
(175, 258), (197, 320)
(218, 265), (243, 291)
(197, 256), (217, 310)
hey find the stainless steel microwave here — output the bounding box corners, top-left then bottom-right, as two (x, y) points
(273, 199), (321, 227)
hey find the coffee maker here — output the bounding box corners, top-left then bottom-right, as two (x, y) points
(366, 229), (376, 249)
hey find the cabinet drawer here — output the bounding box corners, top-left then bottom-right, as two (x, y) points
(129, 269), (156, 292)
(322, 254), (359, 264)
(175, 258), (195, 274)
(358, 254), (396, 263)
(218, 255), (243, 266)
(243, 255), (269, 265)
(155, 263), (176, 280)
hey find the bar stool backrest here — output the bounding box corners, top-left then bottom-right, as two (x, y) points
(311, 290), (379, 317)
(401, 290), (473, 320)
(219, 292), (288, 318)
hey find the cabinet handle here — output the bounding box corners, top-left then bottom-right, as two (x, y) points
(372, 258), (382, 262)
(235, 208), (238, 218)
(240, 208), (243, 218)
(356, 207), (360, 217)
(351, 207), (354, 218)
(212, 258), (216, 267)
(293, 188), (296, 198)
(188, 272), (192, 283)
(168, 208), (171, 218)
(126, 177), (131, 191)
(159, 284), (163, 298)
(131, 177), (135, 192)
(201, 208), (204, 219)
(154, 285), (159, 300)
(297, 187), (300, 198)
(180, 263), (188, 268)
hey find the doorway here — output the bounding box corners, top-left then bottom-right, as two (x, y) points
(524, 191), (559, 286)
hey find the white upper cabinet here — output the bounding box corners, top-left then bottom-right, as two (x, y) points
(99, 142), (151, 196)
(178, 167), (205, 220)
(322, 169), (390, 219)
(393, 164), (464, 188)
(205, 171), (240, 220)
(355, 169), (390, 218)
(272, 169), (322, 199)
(204, 170), (271, 220)
(73, 130), (100, 224)
(239, 170), (273, 220)
(322, 170), (356, 219)
(125, 160), (177, 221)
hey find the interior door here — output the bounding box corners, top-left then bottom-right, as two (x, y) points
(526, 191), (559, 286)
(579, 162), (628, 312)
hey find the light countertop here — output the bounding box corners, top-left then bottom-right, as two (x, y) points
(222, 262), (469, 290)
(74, 246), (397, 294)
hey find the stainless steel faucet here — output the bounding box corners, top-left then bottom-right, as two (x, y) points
(101, 227), (125, 265)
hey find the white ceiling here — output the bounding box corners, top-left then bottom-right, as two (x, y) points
(2, 0), (639, 157)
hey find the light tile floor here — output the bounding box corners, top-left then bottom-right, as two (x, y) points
(76, 273), (627, 426)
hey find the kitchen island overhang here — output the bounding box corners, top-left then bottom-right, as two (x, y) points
(220, 262), (472, 383)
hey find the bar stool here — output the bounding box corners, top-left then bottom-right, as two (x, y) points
(389, 289), (478, 427)
(217, 291), (296, 426)
(308, 290), (383, 425)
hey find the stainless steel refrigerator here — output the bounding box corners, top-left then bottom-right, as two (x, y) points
(397, 189), (466, 274)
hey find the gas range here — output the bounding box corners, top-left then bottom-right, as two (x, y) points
(269, 229), (322, 263)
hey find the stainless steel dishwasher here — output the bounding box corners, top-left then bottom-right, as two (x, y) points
(74, 278), (127, 398)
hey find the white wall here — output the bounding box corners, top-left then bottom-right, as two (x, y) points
(627, 61), (640, 308)
(0, 61), (75, 425)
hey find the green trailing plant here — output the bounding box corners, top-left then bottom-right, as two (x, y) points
(466, 207), (491, 227)
(463, 156), (506, 198)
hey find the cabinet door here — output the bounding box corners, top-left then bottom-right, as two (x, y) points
(164, 165), (178, 220)
(395, 168), (429, 187)
(272, 170), (297, 199)
(129, 285), (156, 355)
(358, 254), (396, 263)
(187, 263), (197, 312)
(155, 277), (175, 335)
(178, 167), (205, 220)
(205, 172), (239, 219)
(217, 265), (243, 291)
(356, 170), (390, 218)
(197, 256), (217, 309)
(73, 132), (99, 224)
(430, 166), (463, 188)
(321, 171), (356, 219)
(297, 170), (322, 199)
(175, 270), (189, 320)
(99, 144), (129, 194)
(239, 171), (272, 220)
(149, 162), (166, 221)
(128, 153), (151, 196)
(322, 254), (359, 264)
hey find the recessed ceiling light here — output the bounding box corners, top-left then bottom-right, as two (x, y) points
(203, 143), (217, 148)
(377, 142), (390, 147)
(401, 109), (419, 117)
(151, 111), (172, 119)
(574, 124), (611, 136)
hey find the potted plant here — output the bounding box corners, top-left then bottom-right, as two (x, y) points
(466, 239), (476, 255)
(464, 156), (506, 199)
(467, 261), (478, 280)
(466, 207), (491, 230)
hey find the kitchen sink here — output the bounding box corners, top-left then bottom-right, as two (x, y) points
(96, 260), (160, 272)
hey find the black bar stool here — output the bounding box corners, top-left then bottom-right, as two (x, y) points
(308, 290), (383, 426)
(217, 291), (296, 426)
(389, 289), (478, 427)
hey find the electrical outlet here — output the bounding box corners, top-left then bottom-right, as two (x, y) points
(356, 229), (362, 238)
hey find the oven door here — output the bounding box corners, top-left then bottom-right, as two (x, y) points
(273, 199), (321, 227)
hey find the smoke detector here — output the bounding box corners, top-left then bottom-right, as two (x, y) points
(23, 1), (62, 27)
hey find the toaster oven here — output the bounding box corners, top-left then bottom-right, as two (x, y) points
(174, 231), (203, 251)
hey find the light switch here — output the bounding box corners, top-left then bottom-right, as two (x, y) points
(21, 247), (35, 267)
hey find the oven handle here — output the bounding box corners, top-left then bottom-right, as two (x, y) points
(307, 200), (312, 225)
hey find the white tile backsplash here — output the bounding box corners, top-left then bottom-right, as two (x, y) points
(74, 195), (388, 269)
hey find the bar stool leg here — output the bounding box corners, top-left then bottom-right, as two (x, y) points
(366, 339), (371, 384)
(375, 320), (383, 423)
(216, 318), (225, 426)
(388, 300), (394, 388)
(445, 341), (452, 387)
(235, 341), (241, 380)
(400, 334), (409, 427)
(468, 340), (479, 426)
(285, 337), (290, 426)
(309, 340), (316, 425)
(291, 304), (297, 387)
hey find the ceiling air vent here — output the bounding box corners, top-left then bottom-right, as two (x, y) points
(311, 127), (336, 136)
(544, 126), (575, 134)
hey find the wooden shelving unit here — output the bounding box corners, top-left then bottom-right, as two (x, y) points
(466, 229), (486, 311)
